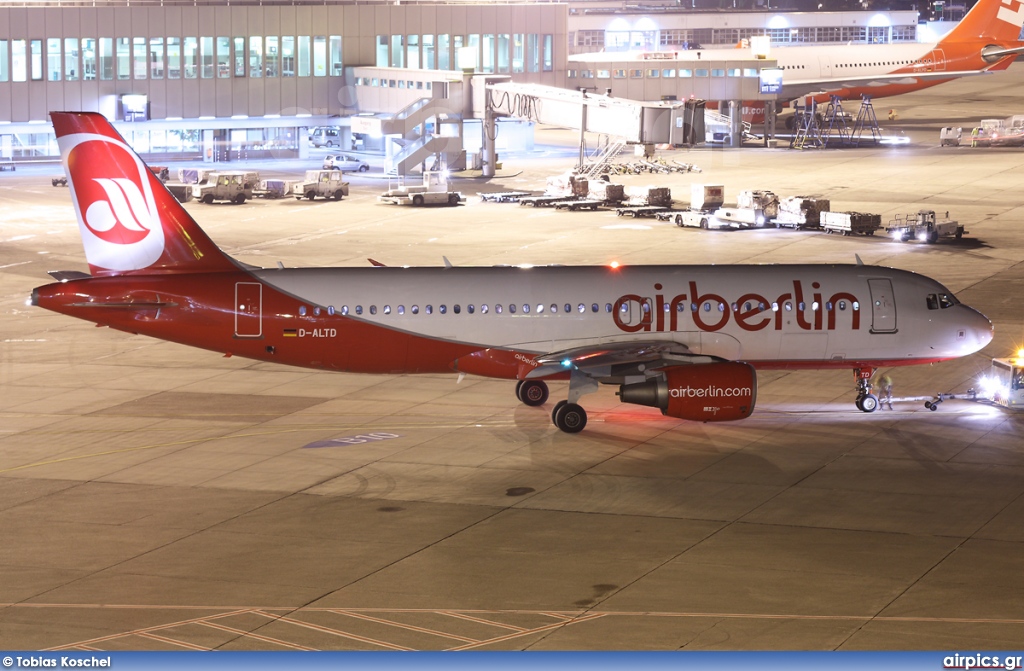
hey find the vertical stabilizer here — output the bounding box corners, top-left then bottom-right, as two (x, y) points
(941, 0), (1024, 43)
(51, 111), (238, 276)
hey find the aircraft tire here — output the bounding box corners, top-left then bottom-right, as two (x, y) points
(519, 380), (549, 407)
(551, 400), (568, 424)
(859, 394), (879, 413)
(515, 380), (525, 400)
(553, 402), (587, 433)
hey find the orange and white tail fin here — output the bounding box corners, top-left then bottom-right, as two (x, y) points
(941, 0), (1024, 43)
(51, 111), (238, 277)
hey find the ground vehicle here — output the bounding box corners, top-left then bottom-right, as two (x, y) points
(191, 171), (258, 204)
(775, 196), (830, 229)
(822, 211), (881, 236)
(940, 127), (963, 147)
(379, 171), (463, 207)
(885, 210), (965, 243)
(977, 354), (1024, 409)
(324, 154), (370, 172)
(658, 184), (767, 229)
(293, 170), (350, 201)
(310, 128), (341, 148)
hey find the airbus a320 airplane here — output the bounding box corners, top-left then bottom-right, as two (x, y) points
(571, 0), (1024, 102)
(33, 112), (993, 432)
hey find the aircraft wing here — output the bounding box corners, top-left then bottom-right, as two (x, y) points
(526, 340), (718, 381)
(781, 69), (990, 99)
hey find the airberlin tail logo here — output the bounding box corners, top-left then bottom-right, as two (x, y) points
(61, 133), (165, 272)
(84, 178), (153, 244)
(997, 0), (1024, 26)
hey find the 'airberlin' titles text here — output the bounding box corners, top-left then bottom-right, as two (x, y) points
(670, 385), (753, 399)
(612, 280), (861, 333)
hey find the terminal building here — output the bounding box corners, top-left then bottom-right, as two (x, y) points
(0, 0), (934, 166)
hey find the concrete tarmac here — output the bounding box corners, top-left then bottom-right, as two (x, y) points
(1, 66), (1023, 651)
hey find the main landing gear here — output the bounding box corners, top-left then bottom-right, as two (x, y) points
(515, 379), (549, 406)
(853, 367), (879, 413)
(514, 371), (600, 433)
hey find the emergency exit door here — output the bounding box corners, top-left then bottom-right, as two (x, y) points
(235, 282), (263, 338)
(868, 278), (897, 333)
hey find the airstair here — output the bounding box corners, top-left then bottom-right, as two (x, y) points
(382, 97), (463, 175)
(821, 96), (852, 147)
(577, 138), (626, 179)
(850, 95), (882, 146)
(791, 100), (824, 150)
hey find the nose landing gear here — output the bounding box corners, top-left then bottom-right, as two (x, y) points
(854, 367), (879, 413)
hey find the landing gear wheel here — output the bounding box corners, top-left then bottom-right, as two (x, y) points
(553, 402), (587, 433)
(551, 400), (568, 424)
(517, 379), (549, 407)
(515, 380), (525, 399)
(859, 394), (879, 413)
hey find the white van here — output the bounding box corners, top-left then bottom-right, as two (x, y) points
(310, 128), (341, 148)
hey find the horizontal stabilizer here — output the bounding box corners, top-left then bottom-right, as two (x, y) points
(47, 270), (91, 282)
(67, 301), (178, 309)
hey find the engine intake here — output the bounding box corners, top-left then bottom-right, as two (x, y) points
(618, 362), (757, 422)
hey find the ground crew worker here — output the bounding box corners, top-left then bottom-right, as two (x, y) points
(877, 373), (894, 410)
(971, 127), (979, 147)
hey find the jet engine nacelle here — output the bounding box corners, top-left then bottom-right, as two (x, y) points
(618, 362), (757, 422)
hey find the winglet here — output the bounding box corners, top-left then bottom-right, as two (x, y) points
(368, 258), (386, 267)
(443, 256), (454, 269)
(855, 254), (865, 266)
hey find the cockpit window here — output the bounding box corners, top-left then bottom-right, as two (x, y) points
(927, 293), (958, 310)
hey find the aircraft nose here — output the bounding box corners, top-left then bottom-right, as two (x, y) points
(963, 305), (994, 353)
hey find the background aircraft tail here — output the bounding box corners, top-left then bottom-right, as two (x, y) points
(941, 0), (1024, 43)
(51, 111), (238, 277)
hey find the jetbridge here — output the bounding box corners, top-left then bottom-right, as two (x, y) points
(482, 81), (708, 177)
